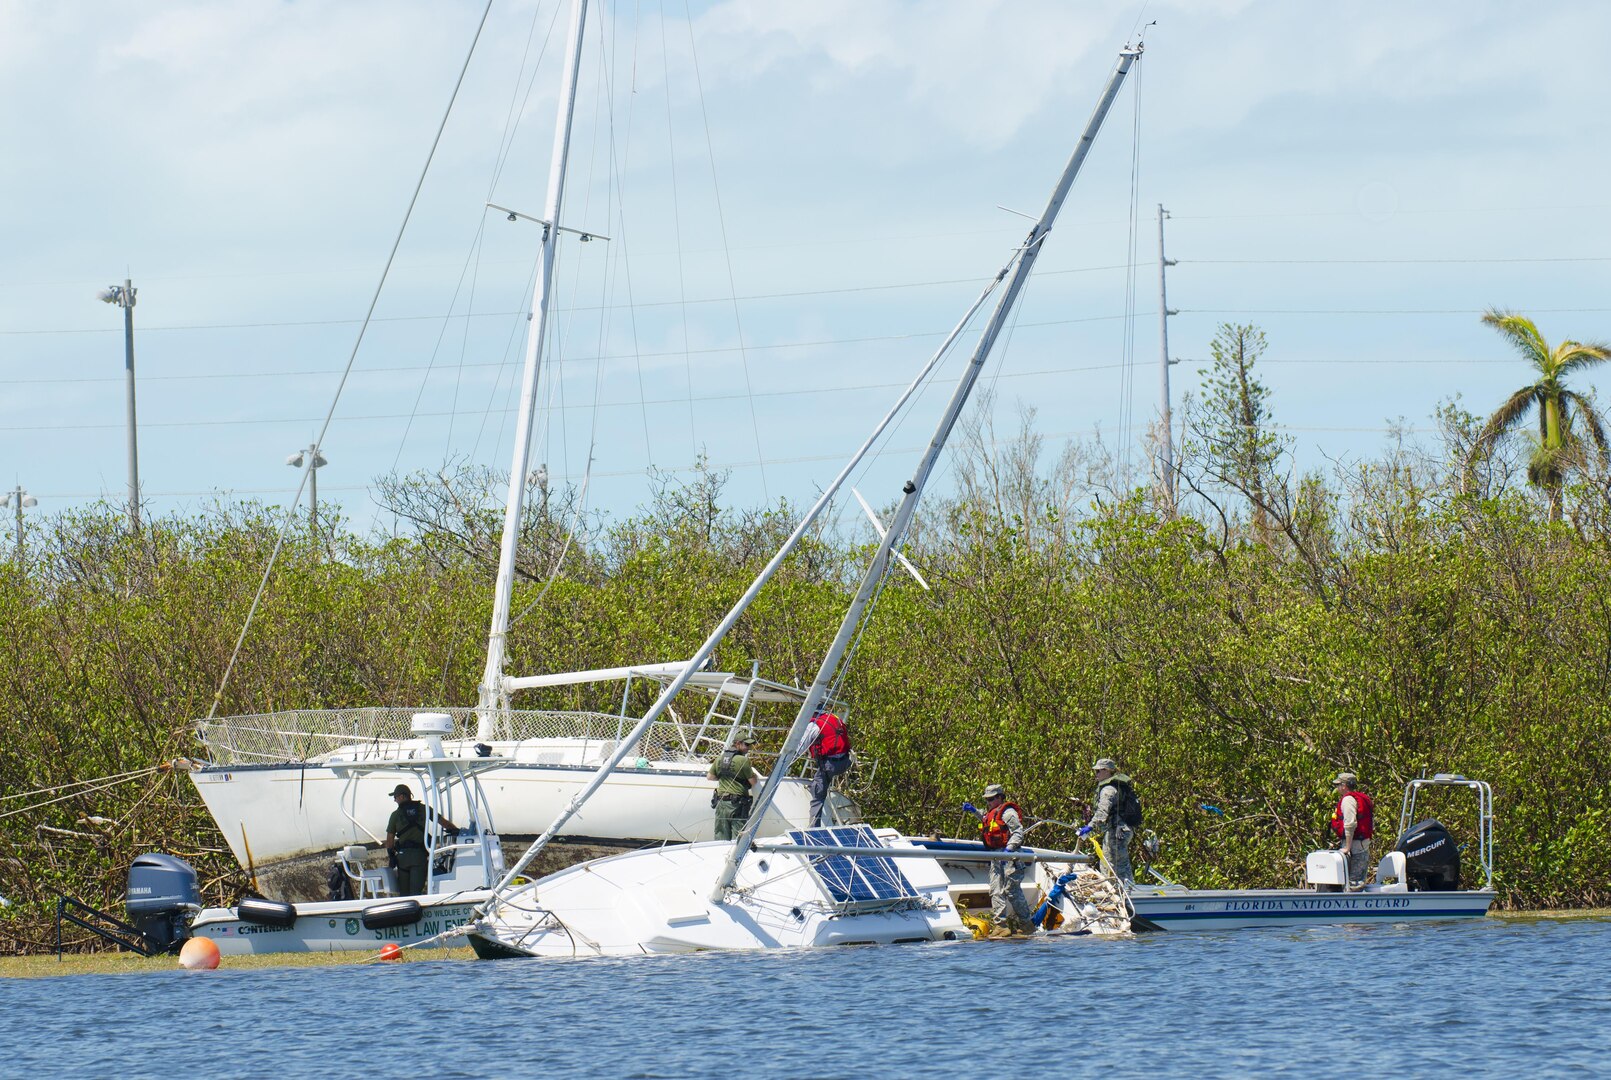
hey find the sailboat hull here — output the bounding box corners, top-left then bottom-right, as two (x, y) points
(467, 831), (972, 957)
(190, 757), (828, 870)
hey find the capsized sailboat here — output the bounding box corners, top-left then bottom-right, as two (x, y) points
(467, 33), (1146, 959)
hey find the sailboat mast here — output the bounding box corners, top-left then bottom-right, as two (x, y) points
(476, 0), (590, 736)
(712, 41), (1144, 900)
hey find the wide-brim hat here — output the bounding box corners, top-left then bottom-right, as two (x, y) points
(1093, 758), (1119, 772)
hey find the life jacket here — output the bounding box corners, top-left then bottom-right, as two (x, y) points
(809, 713), (851, 759)
(1330, 790), (1374, 840)
(395, 801), (427, 850)
(980, 801), (1023, 850)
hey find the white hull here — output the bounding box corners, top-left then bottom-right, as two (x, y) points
(190, 893), (489, 955)
(1116, 885), (1495, 932)
(190, 747), (826, 868)
(469, 829), (972, 958)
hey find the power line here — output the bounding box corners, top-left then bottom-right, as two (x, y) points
(1179, 306), (1611, 317)
(0, 346), (1534, 434)
(32, 417), (1439, 502)
(0, 263), (1132, 337)
(1182, 256), (1611, 266)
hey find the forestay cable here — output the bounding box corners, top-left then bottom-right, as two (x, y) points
(205, 0), (497, 721)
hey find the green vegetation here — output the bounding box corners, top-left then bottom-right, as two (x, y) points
(5, 317), (1611, 955)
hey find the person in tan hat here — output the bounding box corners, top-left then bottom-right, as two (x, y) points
(1077, 758), (1142, 888)
(970, 783), (1034, 936)
(1329, 772), (1373, 887)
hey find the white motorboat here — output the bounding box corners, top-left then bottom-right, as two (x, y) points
(1040, 775), (1496, 934)
(466, 25), (1146, 960)
(187, 713), (505, 955)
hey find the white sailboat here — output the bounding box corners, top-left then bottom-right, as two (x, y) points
(466, 29), (1146, 959)
(185, 0), (841, 894)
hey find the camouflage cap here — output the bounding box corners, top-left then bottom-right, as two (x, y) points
(1093, 758), (1119, 772)
(1333, 772), (1358, 787)
(983, 783), (1006, 799)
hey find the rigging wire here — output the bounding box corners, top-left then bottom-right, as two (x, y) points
(204, 0), (498, 723)
(658, 0), (698, 456)
(608, 0), (658, 466)
(1117, 54), (1145, 483)
(682, 0), (770, 502)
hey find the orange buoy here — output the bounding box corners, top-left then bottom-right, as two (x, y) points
(179, 937), (221, 970)
(379, 943), (403, 962)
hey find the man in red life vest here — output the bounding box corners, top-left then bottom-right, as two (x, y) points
(1330, 771), (1373, 887)
(801, 711), (852, 827)
(970, 783), (1034, 937)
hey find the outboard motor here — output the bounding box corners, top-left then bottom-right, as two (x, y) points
(125, 853), (200, 951)
(1393, 819), (1460, 891)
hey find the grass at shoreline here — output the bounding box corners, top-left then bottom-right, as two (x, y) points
(0, 945), (476, 980)
(6, 910), (1610, 979)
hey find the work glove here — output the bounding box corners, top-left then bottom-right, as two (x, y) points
(1077, 825), (1093, 838)
(961, 802), (980, 816)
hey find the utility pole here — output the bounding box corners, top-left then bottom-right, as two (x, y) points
(1156, 205), (1178, 514)
(3, 486), (37, 560)
(98, 280), (141, 532)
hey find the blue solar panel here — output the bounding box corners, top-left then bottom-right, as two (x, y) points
(787, 825), (919, 908)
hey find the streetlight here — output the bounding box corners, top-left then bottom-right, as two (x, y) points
(97, 279), (140, 533)
(2, 486), (38, 558)
(286, 445), (328, 534)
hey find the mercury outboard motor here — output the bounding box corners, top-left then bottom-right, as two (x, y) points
(1393, 819), (1460, 891)
(125, 853), (200, 951)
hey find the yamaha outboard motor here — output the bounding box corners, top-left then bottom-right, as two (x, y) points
(125, 853), (200, 951)
(1393, 819), (1460, 891)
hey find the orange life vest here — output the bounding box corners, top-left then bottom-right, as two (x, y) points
(980, 801), (1023, 850)
(1330, 790), (1374, 840)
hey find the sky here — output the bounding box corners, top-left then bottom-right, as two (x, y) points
(3, 0), (1609, 538)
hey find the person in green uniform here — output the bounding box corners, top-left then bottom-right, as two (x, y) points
(707, 734), (758, 841)
(384, 784), (454, 896)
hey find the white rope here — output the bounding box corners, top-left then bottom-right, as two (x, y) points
(0, 767), (162, 821)
(0, 764), (163, 802)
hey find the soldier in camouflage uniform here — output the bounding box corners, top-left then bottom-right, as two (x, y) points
(1078, 758), (1142, 889)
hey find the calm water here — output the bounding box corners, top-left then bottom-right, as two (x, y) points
(6, 915), (1607, 1077)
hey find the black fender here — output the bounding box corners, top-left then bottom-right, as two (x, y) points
(237, 896), (298, 928)
(362, 899), (423, 930)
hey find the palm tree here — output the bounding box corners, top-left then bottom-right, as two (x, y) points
(1469, 309), (1611, 521)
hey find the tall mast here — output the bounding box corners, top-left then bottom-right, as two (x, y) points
(479, 269), (1015, 907)
(1156, 204), (1177, 515)
(476, 0), (589, 738)
(712, 41), (1144, 900)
